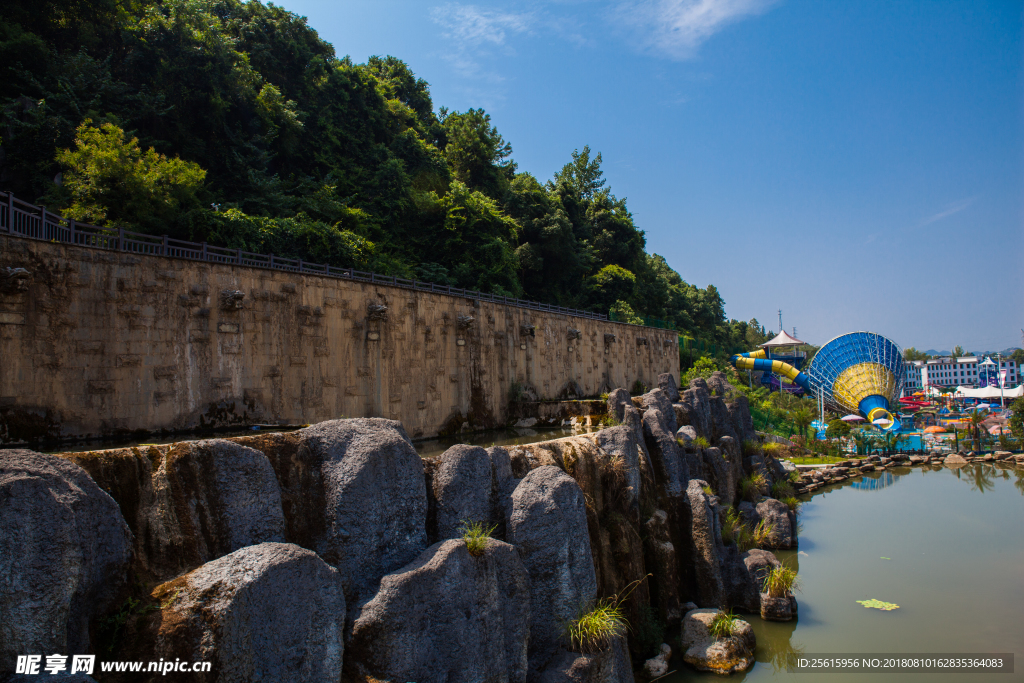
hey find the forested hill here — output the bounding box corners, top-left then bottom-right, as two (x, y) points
(1, 0), (767, 354)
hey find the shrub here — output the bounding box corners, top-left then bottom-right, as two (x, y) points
(631, 379), (648, 395)
(693, 435), (710, 449)
(740, 472), (767, 502)
(461, 520), (496, 556)
(762, 442), (783, 456)
(701, 484), (715, 496)
(762, 562), (799, 597)
(742, 439), (760, 456)
(782, 496), (800, 511)
(709, 610), (741, 640)
(771, 480), (795, 499)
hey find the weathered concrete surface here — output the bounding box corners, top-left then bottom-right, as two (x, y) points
(0, 450), (132, 670)
(132, 543), (345, 683)
(346, 539), (531, 683)
(0, 235), (678, 444)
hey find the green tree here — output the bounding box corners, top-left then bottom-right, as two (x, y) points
(587, 265), (637, 313)
(826, 419), (851, 439)
(609, 300), (643, 325)
(1008, 397), (1024, 439)
(552, 145), (606, 200)
(904, 347), (932, 361)
(440, 108), (514, 199)
(952, 345), (966, 358)
(51, 120), (205, 235)
(791, 407), (814, 439)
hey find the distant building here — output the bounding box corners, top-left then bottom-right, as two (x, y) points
(903, 356), (1018, 391)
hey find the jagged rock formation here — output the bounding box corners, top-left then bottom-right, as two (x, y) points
(133, 543), (346, 683)
(2, 371), (801, 681)
(0, 451), (132, 670)
(346, 539), (531, 682)
(508, 466), (598, 674)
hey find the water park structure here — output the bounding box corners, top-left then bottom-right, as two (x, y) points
(731, 331), (905, 430)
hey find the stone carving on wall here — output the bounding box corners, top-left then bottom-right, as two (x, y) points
(367, 303), (388, 320)
(604, 333), (617, 344)
(637, 337), (648, 346)
(219, 290), (245, 310)
(567, 328), (582, 340)
(1, 267), (31, 293)
(520, 323), (536, 337)
(457, 315), (474, 330)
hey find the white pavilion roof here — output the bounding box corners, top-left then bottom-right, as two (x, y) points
(760, 330), (807, 348)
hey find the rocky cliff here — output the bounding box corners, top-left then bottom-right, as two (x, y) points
(0, 371), (798, 682)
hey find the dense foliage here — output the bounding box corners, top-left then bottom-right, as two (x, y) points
(1, 0), (759, 355)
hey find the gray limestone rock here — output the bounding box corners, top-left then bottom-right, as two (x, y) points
(347, 539), (531, 683)
(428, 445), (493, 542)
(642, 408), (688, 498)
(755, 498), (795, 549)
(676, 425), (697, 446)
(760, 592), (798, 621)
(0, 450), (132, 668)
(595, 424), (645, 509)
(487, 445), (519, 536)
(643, 510), (682, 626)
(640, 388), (677, 434)
(657, 373), (681, 403)
(686, 480), (725, 608)
(146, 543), (345, 683)
(508, 466), (597, 672)
(166, 439), (286, 560)
(296, 418), (428, 602)
(740, 549), (782, 612)
(536, 637), (635, 683)
(680, 608), (755, 675)
(676, 379), (713, 440)
(607, 388), (632, 423)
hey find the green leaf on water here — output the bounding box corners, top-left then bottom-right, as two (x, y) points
(857, 599), (899, 611)
(880, 557), (891, 560)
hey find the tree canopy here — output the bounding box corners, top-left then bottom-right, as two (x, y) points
(0, 0), (755, 361)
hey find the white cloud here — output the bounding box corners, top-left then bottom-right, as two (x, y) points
(918, 196), (977, 228)
(430, 3), (534, 88)
(613, 0), (778, 59)
(431, 4), (533, 47)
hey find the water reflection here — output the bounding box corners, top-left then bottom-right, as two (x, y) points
(847, 470), (904, 491)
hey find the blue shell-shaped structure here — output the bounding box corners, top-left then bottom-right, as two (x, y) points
(804, 332), (905, 427)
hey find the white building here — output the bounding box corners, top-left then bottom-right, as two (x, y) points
(904, 356), (1018, 392)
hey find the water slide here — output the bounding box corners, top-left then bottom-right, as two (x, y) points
(731, 349), (813, 393)
(730, 332), (906, 432)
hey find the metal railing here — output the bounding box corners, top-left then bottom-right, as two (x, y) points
(0, 191), (621, 322)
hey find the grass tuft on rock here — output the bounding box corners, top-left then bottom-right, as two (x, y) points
(460, 520), (496, 557)
(762, 562), (799, 597)
(740, 472), (767, 501)
(709, 610), (741, 640)
(693, 435), (710, 449)
(751, 519), (776, 548)
(562, 599), (626, 653)
(782, 496), (801, 511)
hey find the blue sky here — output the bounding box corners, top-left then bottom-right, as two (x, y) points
(278, 0), (1022, 353)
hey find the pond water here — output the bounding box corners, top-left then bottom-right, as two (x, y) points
(661, 462), (1024, 682)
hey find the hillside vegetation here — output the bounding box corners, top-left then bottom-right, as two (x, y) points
(1, 0), (766, 359)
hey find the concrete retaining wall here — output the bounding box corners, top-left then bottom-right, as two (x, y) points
(0, 235), (678, 443)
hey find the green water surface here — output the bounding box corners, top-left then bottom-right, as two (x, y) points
(662, 463), (1024, 682)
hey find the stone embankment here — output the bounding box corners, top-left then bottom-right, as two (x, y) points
(788, 450), (1024, 494)
(1, 371), (799, 682)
